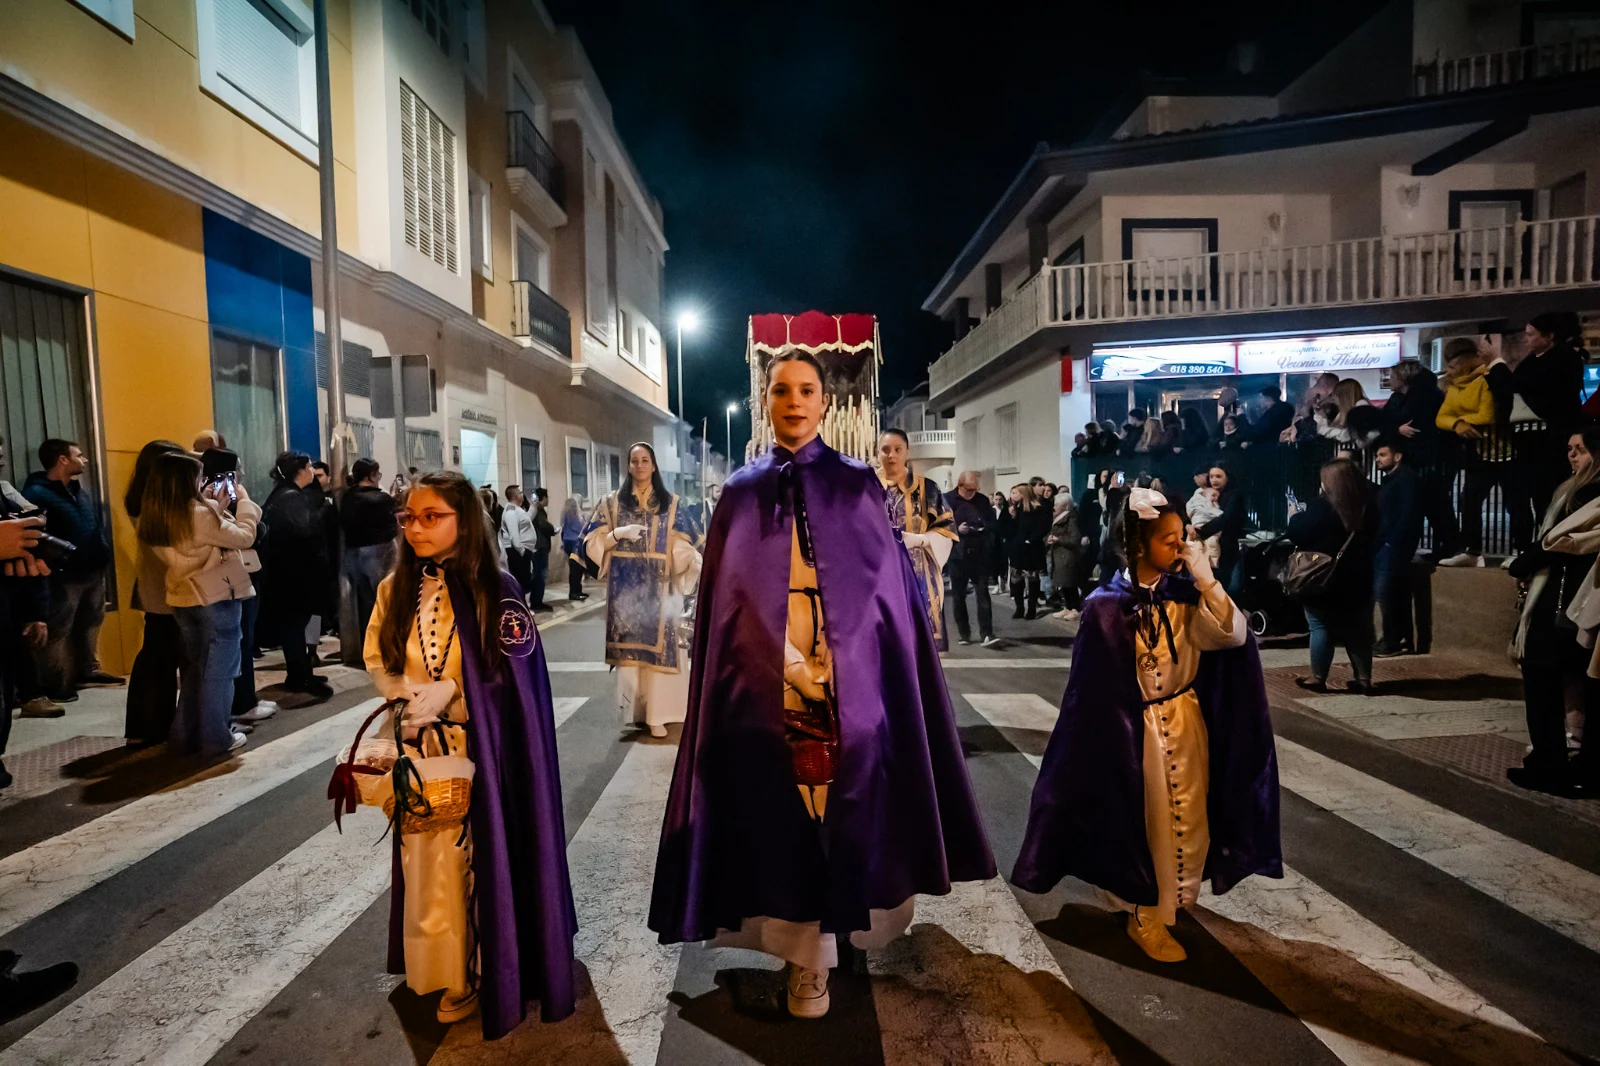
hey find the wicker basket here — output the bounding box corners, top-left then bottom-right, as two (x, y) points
(385, 753), (474, 835)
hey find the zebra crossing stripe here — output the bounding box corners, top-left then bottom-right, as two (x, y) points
(552, 696), (588, 729)
(1198, 867), (1564, 1066)
(4, 810), (391, 1066)
(0, 698), (383, 939)
(1273, 737), (1600, 955)
(431, 739), (681, 1062)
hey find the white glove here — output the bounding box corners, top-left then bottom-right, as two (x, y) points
(401, 679), (458, 732)
(783, 641), (830, 701)
(613, 523), (647, 543)
(1180, 535), (1216, 589)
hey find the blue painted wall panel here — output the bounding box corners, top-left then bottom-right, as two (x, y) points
(201, 210), (321, 458)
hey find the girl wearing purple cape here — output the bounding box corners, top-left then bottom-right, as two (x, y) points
(1012, 487), (1281, 963)
(364, 472), (577, 1035)
(649, 352), (995, 1019)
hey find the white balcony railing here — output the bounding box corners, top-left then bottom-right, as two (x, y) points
(932, 214), (1600, 399)
(908, 429), (956, 446)
(1415, 37), (1600, 96)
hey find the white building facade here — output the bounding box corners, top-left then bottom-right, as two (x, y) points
(924, 0), (1600, 490)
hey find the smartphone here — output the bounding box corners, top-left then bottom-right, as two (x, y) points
(1114, 472), (1126, 487)
(200, 448), (239, 480)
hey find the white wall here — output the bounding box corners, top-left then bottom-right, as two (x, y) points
(1112, 95), (1279, 139)
(1379, 162), (1537, 234)
(950, 360), (1066, 493)
(1413, 0), (1521, 66)
(1099, 194), (1334, 256)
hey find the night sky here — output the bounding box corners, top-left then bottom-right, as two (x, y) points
(546, 0), (1380, 460)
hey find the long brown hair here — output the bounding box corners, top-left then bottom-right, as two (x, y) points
(125, 439), (184, 518)
(137, 452), (204, 548)
(1319, 458), (1370, 533)
(1010, 482), (1037, 512)
(378, 472), (504, 675)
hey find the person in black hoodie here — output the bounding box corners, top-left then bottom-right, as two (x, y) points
(1289, 457), (1379, 694)
(1372, 439), (1423, 656)
(1491, 312), (1586, 551)
(340, 457), (398, 641)
(261, 452), (333, 700)
(1383, 361), (1462, 560)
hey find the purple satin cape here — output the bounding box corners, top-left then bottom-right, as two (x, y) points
(387, 569), (578, 1039)
(1011, 571), (1282, 904)
(649, 438), (995, 943)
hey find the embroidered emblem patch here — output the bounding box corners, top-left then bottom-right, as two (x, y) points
(498, 597), (537, 657)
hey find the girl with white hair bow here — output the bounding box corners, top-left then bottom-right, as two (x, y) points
(1013, 486), (1282, 964)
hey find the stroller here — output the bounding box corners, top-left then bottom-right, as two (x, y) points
(1234, 531), (1301, 638)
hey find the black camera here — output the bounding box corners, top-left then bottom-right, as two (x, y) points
(31, 533), (76, 566)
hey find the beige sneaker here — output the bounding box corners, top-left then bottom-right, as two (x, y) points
(786, 964), (830, 1019)
(19, 697), (65, 719)
(1127, 910), (1187, 963)
(436, 988), (479, 1024)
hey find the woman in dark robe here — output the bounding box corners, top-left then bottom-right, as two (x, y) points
(355, 471), (576, 1036)
(1013, 487), (1280, 963)
(649, 352), (995, 1020)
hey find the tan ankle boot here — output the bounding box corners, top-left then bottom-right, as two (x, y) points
(1127, 909), (1187, 963)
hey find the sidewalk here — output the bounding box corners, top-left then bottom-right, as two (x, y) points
(1258, 638), (1600, 826)
(1, 585), (599, 810)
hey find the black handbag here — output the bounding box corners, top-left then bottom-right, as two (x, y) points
(1281, 530), (1355, 600)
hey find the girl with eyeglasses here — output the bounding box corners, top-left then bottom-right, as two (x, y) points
(364, 471), (576, 1034)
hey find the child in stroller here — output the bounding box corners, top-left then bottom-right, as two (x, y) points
(1234, 531), (1300, 637)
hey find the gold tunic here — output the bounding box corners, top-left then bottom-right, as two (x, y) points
(1108, 573), (1246, 926)
(365, 571), (473, 997)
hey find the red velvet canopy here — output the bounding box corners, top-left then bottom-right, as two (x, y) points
(748, 311), (877, 356)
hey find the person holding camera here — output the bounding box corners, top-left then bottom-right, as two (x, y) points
(139, 452), (261, 756)
(23, 438), (120, 703)
(262, 452), (334, 701)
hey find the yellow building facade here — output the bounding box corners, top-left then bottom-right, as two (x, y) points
(0, 0), (678, 674)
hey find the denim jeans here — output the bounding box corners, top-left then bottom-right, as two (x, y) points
(232, 593), (260, 716)
(172, 600), (244, 756)
(1373, 543), (1414, 650)
(345, 544), (392, 641)
(1304, 600), (1374, 684)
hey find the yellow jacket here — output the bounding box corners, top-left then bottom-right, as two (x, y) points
(1436, 366), (1496, 431)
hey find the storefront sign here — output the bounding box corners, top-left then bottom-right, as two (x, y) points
(1090, 332), (1401, 382)
(1235, 333), (1401, 375)
(1089, 343), (1237, 381)
(460, 408), (499, 426)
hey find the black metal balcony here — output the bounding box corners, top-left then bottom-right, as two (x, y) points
(506, 111), (564, 209)
(511, 279), (571, 359)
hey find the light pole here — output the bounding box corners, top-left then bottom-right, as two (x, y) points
(674, 310), (699, 420)
(725, 402), (738, 470)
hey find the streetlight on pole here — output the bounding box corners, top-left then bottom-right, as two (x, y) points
(725, 402), (739, 470)
(675, 310), (700, 420)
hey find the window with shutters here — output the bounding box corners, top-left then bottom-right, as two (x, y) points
(401, 0), (450, 55)
(197, 0), (318, 160)
(469, 172), (492, 280)
(400, 81), (460, 275)
(995, 403), (1019, 474)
